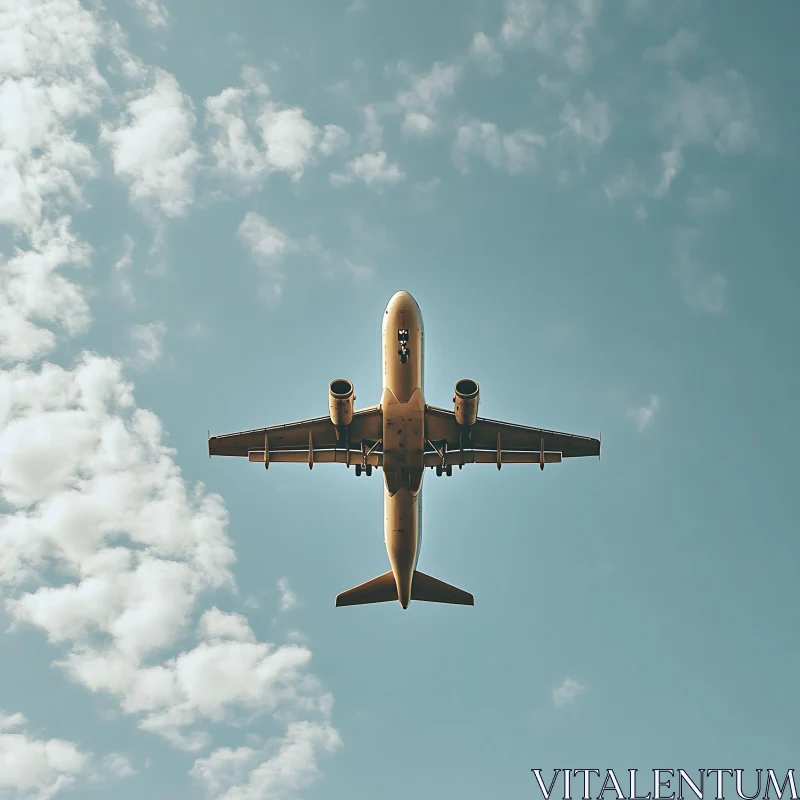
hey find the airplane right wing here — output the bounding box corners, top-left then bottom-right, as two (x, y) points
(424, 405), (600, 467)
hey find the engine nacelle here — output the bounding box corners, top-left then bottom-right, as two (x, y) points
(329, 378), (355, 429)
(453, 378), (479, 428)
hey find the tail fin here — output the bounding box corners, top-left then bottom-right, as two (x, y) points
(335, 571), (398, 607)
(411, 570), (474, 606)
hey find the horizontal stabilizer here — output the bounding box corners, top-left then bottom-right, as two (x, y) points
(335, 571), (398, 607)
(411, 570), (474, 606)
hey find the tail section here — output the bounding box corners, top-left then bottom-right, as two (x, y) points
(335, 569), (474, 607)
(411, 570), (474, 606)
(335, 571), (398, 607)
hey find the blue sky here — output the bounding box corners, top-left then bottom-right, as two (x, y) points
(1, 0), (798, 797)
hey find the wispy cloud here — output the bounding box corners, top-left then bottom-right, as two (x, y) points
(237, 211), (293, 300)
(330, 151), (405, 187)
(657, 70), (757, 155)
(190, 721), (342, 799)
(453, 119), (545, 175)
(277, 578), (298, 612)
(686, 184), (730, 215)
(643, 30), (698, 64)
(552, 677), (585, 708)
(558, 90), (612, 151)
(470, 32), (503, 74)
(673, 229), (726, 313)
(499, 0), (601, 72)
(129, 321), (167, 369)
(627, 394), (660, 432)
(127, 0), (169, 28)
(396, 61), (461, 133)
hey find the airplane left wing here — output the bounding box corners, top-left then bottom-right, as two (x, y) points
(208, 406), (382, 463)
(424, 405), (600, 462)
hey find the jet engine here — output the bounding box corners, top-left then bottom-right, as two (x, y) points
(329, 378), (355, 429)
(453, 378), (479, 427)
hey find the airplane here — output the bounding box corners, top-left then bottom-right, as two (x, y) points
(208, 290), (600, 609)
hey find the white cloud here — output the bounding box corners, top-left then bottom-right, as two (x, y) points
(127, 0), (169, 28)
(0, 217), (92, 364)
(257, 106), (320, 181)
(627, 394), (660, 432)
(643, 30), (697, 64)
(129, 321), (166, 369)
(0, 711), (89, 798)
(672, 229), (726, 313)
(657, 70), (757, 155)
(190, 721), (342, 800)
(359, 105), (383, 150)
(198, 607), (256, 642)
(402, 112), (436, 137)
(499, 0), (601, 72)
(205, 67), (345, 189)
(59, 637), (331, 752)
(558, 90), (612, 150)
(397, 61), (461, 133)
(101, 69), (200, 218)
(453, 119), (545, 175)
(1, 5), (342, 794)
(94, 753), (137, 780)
(470, 32), (503, 74)
(319, 124), (350, 155)
(277, 578), (297, 612)
(552, 677), (584, 708)
(1, 355), (338, 756)
(204, 86), (269, 185)
(331, 152), (405, 187)
(237, 211), (292, 300)
(0, 0), (105, 235)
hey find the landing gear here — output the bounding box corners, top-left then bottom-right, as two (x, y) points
(355, 463), (373, 477)
(435, 464), (453, 477)
(397, 329), (409, 364)
(355, 464), (361, 477)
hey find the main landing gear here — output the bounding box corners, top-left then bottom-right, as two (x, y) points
(435, 464), (453, 477)
(397, 329), (409, 364)
(355, 463), (373, 477)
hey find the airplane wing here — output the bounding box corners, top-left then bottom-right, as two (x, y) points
(424, 405), (600, 465)
(208, 406), (383, 465)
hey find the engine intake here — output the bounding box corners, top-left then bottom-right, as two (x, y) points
(453, 378), (479, 427)
(329, 378), (355, 429)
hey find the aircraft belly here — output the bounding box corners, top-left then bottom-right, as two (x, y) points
(382, 390), (424, 494)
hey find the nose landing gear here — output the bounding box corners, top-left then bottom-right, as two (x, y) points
(397, 329), (409, 364)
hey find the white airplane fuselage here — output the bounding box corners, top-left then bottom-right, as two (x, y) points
(380, 291), (425, 608)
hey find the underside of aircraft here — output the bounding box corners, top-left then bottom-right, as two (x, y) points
(208, 291), (600, 608)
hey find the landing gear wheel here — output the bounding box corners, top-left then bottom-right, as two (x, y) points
(399, 352), (408, 364)
(446, 464), (452, 477)
(365, 465), (373, 476)
(435, 465), (442, 477)
(355, 464), (362, 477)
